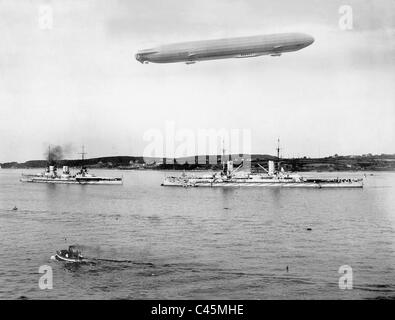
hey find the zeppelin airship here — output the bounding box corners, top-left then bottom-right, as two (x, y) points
(135, 32), (314, 64)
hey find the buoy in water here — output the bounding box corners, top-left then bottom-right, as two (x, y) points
(12, 206), (18, 211)
(306, 228), (312, 231)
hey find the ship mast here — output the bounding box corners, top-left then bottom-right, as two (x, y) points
(222, 138), (227, 174)
(78, 145), (87, 170)
(277, 138), (281, 171)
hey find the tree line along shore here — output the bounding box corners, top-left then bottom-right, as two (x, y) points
(1, 154), (395, 171)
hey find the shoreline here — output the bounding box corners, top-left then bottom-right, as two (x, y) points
(2, 167), (394, 173)
(2, 154), (395, 172)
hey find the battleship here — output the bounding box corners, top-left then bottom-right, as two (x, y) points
(161, 141), (364, 188)
(20, 147), (123, 185)
(162, 160), (364, 188)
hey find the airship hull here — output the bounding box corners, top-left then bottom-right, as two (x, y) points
(136, 33), (314, 64)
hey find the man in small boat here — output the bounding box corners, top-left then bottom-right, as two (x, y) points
(57, 245), (83, 261)
(67, 246), (83, 259)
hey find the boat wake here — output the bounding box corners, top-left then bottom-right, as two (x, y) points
(90, 258), (154, 267)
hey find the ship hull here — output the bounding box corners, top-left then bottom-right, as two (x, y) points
(50, 254), (85, 263)
(162, 180), (363, 188)
(20, 177), (122, 185)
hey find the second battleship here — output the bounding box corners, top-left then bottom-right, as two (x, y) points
(162, 159), (363, 188)
(162, 141), (364, 188)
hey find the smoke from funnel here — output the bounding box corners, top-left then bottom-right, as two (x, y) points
(44, 144), (72, 165)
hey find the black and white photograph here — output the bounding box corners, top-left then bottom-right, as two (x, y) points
(0, 0), (395, 308)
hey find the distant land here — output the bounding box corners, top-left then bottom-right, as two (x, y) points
(1, 153), (395, 171)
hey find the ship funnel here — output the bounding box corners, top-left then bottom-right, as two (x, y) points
(227, 160), (233, 176)
(268, 161), (275, 175)
(63, 166), (69, 174)
(49, 166), (55, 174)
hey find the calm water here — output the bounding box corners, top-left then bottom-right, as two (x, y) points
(0, 169), (395, 299)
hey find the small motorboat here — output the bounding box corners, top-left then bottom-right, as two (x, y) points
(50, 245), (85, 263)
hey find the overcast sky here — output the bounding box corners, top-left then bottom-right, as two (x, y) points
(1, 0), (394, 162)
